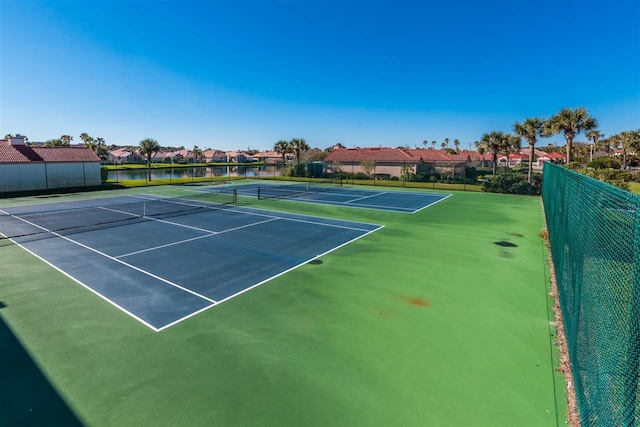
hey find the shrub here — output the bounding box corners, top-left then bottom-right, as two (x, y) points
(586, 157), (621, 169)
(465, 167), (479, 182)
(293, 163), (306, 177)
(100, 166), (109, 183)
(352, 172), (370, 180)
(566, 162), (582, 171)
(482, 172), (541, 195)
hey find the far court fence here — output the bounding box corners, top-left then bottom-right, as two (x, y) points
(542, 162), (639, 426)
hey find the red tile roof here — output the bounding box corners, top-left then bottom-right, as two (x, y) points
(325, 147), (419, 163)
(254, 151), (282, 158)
(403, 149), (451, 161)
(203, 149), (226, 157)
(0, 140), (100, 163)
(325, 147), (473, 163)
(29, 147), (100, 162)
(0, 146), (31, 163)
(540, 152), (564, 159)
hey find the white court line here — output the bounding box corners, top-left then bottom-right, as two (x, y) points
(100, 205), (217, 235)
(116, 218), (279, 258)
(155, 223), (386, 332)
(115, 234), (215, 258)
(410, 193), (453, 214)
(0, 209), (163, 331)
(2, 200), (385, 331)
(295, 191), (452, 213)
(2, 212), (218, 305)
(344, 192), (388, 203)
(214, 205), (378, 232)
(149, 190), (383, 228)
(131, 194), (378, 232)
(292, 198), (416, 213)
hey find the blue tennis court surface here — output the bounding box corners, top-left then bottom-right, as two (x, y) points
(0, 195), (381, 331)
(200, 182), (450, 213)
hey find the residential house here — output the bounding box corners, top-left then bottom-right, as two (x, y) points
(324, 147), (421, 178)
(203, 149), (227, 163)
(165, 148), (195, 163)
(497, 152), (530, 168)
(226, 151), (255, 163)
(253, 150), (293, 164)
(150, 150), (169, 163)
(537, 151), (564, 166)
(467, 151), (494, 168)
(497, 149), (564, 169)
(324, 147), (472, 179)
(108, 147), (142, 164)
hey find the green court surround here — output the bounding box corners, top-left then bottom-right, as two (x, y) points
(0, 184), (565, 426)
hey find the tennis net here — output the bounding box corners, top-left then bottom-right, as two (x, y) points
(257, 179), (342, 200)
(0, 190), (237, 240)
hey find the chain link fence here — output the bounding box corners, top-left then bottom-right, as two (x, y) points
(542, 162), (639, 426)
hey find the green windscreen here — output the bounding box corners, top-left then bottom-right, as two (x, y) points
(542, 162), (639, 426)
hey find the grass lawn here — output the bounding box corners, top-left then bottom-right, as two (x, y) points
(0, 183), (564, 426)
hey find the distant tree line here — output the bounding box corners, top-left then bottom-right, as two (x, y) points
(475, 106), (640, 193)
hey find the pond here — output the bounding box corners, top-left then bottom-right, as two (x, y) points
(107, 165), (283, 182)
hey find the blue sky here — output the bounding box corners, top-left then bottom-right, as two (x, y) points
(1, 0), (639, 151)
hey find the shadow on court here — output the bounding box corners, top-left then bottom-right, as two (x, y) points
(0, 306), (83, 427)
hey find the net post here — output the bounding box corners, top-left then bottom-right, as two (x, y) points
(232, 189), (237, 204)
(143, 202), (146, 217)
(257, 187), (261, 200)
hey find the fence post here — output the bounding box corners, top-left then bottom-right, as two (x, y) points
(44, 161), (49, 189)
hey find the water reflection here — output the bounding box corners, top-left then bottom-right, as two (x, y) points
(108, 165), (283, 182)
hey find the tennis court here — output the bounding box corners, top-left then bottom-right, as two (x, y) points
(0, 185), (564, 426)
(200, 181), (450, 213)
(0, 193), (381, 330)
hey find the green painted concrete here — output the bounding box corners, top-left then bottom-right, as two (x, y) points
(0, 185), (564, 426)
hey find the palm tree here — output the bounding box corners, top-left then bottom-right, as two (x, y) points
(440, 141), (446, 150)
(608, 133), (621, 158)
(274, 140), (291, 164)
(501, 134), (521, 171)
(422, 140), (428, 149)
(139, 138), (161, 181)
(79, 132), (93, 145)
(92, 137), (108, 162)
(453, 139), (460, 153)
(513, 117), (546, 183)
(546, 107), (597, 163)
(444, 138), (449, 148)
(475, 131), (504, 176)
(620, 130), (640, 169)
(431, 140), (437, 149)
(192, 146), (204, 163)
(290, 138), (309, 164)
(60, 135), (73, 146)
(45, 139), (63, 147)
(585, 129), (603, 161)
